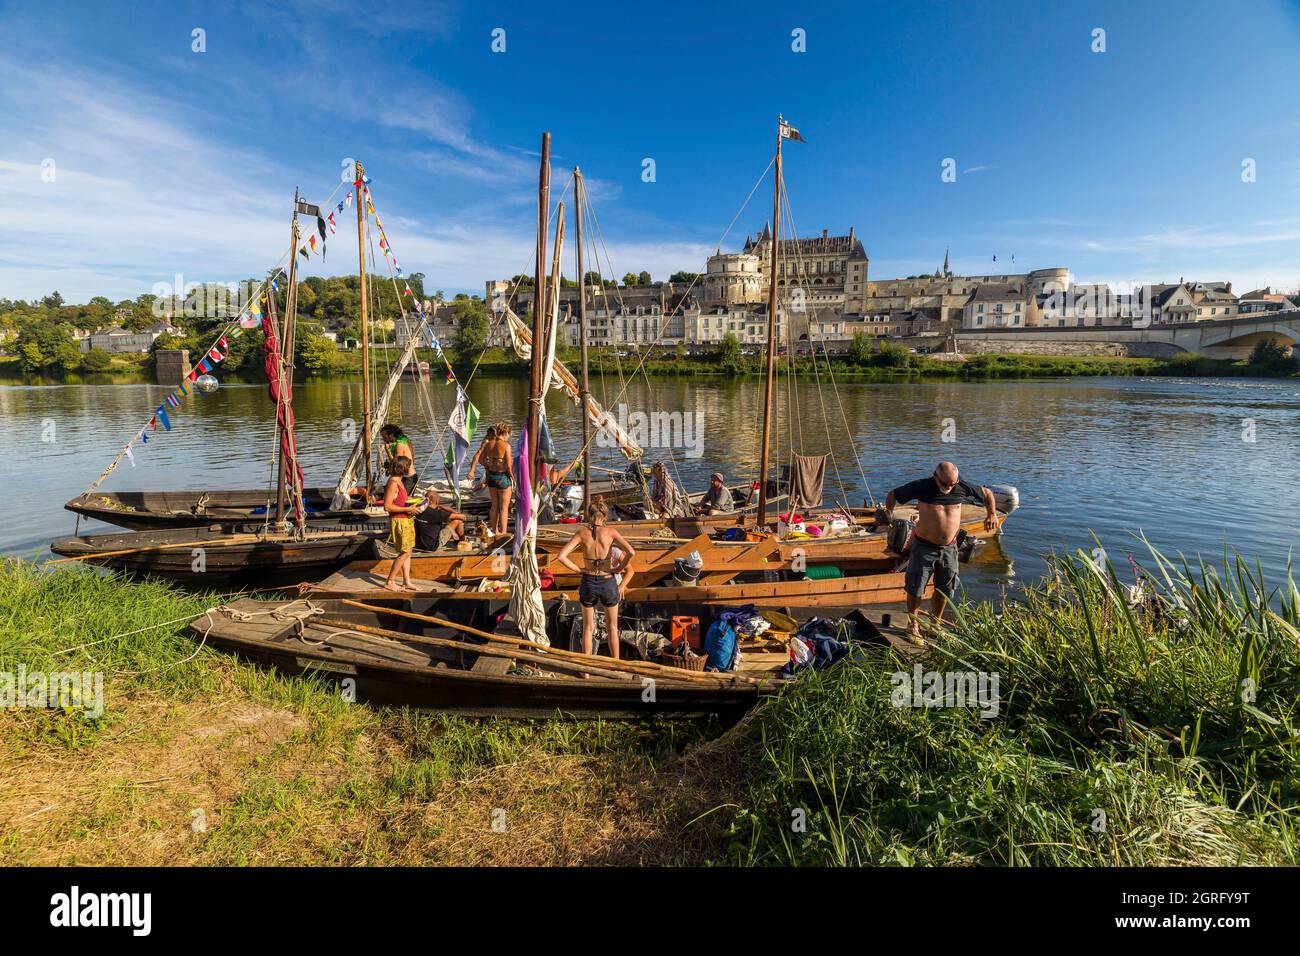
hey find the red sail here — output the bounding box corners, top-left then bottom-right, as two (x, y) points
(261, 314), (305, 525)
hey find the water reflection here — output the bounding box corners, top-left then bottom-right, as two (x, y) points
(3, 374), (1296, 600)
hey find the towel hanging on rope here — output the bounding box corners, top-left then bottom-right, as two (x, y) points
(788, 452), (827, 510)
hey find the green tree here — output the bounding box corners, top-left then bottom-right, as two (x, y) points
(41, 291), (65, 309)
(876, 341), (916, 369)
(848, 331), (874, 365)
(1247, 339), (1296, 374)
(17, 321), (81, 373)
(296, 329), (340, 374)
(718, 332), (744, 373)
(622, 272), (639, 287)
(452, 298), (489, 362)
(669, 271), (700, 284)
(80, 347), (113, 372)
(638, 270), (652, 286)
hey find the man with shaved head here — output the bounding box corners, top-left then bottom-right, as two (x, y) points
(884, 461), (1000, 638)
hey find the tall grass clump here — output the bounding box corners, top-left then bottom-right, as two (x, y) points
(719, 540), (1299, 865)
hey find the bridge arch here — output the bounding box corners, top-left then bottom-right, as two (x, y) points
(1200, 316), (1300, 350)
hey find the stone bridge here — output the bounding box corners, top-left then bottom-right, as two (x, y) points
(952, 311), (1300, 359)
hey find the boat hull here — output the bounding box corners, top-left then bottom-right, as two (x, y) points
(191, 599), (763, 719)
(49, 525), (382, 580)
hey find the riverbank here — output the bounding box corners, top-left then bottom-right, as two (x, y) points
(4, 346), (1297, 385)
(3, 545), (1295, 865)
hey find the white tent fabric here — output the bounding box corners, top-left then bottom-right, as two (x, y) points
(330, 312), (429, 510)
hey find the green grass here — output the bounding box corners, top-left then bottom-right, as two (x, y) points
(2, 546), (1297, 866)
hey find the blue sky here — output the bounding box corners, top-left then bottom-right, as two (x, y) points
(4, 0), (1300, 303)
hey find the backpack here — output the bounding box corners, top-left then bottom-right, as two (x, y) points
(703, 618), (738, 671)
(887, 517), (915, 556)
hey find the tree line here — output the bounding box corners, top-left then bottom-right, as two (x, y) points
(1, 274), (495, 376)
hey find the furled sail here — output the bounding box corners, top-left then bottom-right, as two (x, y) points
(502, 307), (643, 460)
(508, 277), (565, 647)
(330, 311), (430, 510)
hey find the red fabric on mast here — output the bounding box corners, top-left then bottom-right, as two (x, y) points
(261, 313), (306, 525)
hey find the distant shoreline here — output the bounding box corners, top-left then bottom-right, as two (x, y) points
(2, 348), (1296, 385)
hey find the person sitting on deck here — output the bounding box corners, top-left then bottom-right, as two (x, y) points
(883, 461), (999, 639)
(414, 488), (467, 551)
(554, 497), (636, 673)
(383, 455), (426, 591)
(648, 461), (688, 518)
(694, 472), (733, 515)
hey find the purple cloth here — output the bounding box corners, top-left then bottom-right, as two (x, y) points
(513, 425), (531, 556)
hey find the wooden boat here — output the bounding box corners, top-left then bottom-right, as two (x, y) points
(190, 596), (773, 719)
(63, 471), (643, 532)
(539, 503), (1005, 565)
(64, 487), (377, 531)
(187, 594), (914, 719)
(306, 557), (926, 610)
(48, 524), (384, 580)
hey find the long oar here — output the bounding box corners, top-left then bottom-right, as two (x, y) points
(339, 599), (766, 686)
(315, 616), (739, 686)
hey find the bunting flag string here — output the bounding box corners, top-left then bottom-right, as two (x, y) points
(361, 180), (464, 391)
(85, 256), (288, 490)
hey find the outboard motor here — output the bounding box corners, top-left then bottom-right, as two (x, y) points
(555, 483), (585, 521)
(987, 484), (1019, 519)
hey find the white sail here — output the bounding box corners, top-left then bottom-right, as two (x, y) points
(502, 307), (643, 460)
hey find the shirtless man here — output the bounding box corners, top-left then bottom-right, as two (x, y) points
(884, 461), (999, 638)
(555, 497), (636, 673)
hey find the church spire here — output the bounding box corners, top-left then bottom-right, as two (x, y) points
(943, 246), (950, 277)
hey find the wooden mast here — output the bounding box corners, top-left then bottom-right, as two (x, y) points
(756, 119), (783, 528)
(355, 161), (373, 495)
(574, 167), (592, 507)
(275, 192), (300, 525)
(529, 133), (551, 495)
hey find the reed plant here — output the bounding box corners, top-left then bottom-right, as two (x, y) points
(719, 540), (1299, 865)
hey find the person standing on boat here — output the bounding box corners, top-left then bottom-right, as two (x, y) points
(555, 497), (636, 670)
(380, 424), (417, 489)
(469, 423), (514, 535)
(883, 461), (999, 638)
(383, 455), (425, 591)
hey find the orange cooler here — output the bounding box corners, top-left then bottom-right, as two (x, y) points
(671, 616), (702, 651)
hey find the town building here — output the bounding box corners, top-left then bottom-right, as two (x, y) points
(1237, 287), (1295, 315)
(487, 231), (1267, 347)
(79, 320), (179, 353)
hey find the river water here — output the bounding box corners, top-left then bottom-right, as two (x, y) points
(2, 374), (1296, 600)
